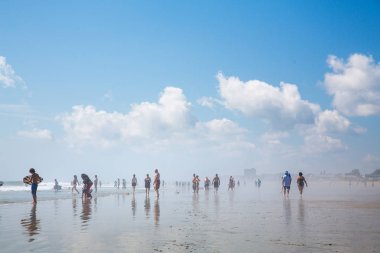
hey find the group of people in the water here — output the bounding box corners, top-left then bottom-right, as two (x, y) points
(26, 167), (308, 204)
(188, 174), (222, 193)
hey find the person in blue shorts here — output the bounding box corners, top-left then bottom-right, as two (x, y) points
(29, 168), (40, 204)
(282, 170), (292, 197)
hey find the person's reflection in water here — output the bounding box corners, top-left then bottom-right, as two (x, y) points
(204, 187), (210, 207)
(283, 198), (291, 225)
(154, 198), (160, 226)
(80, 200), (92, 230)
(93, 196), (98, 213)
(192, 192), (199, 213)
(72, 197), (79, 217)
(131, 195), (137, 217)
(144, 197), (151, 219)
(228, 190), (235, 208)
(20, 204), (40, 242)
(297, 198), (305, 228)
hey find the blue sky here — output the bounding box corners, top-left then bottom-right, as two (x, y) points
(1, 1), (379, 181)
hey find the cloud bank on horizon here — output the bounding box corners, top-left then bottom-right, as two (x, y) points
(1, 52), (379, 179)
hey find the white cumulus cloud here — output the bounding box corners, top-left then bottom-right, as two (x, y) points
(217, 73), (320, 129)
(315, 110), (351, 133)
(197, 97), (222, 108)
(0, 56), (24, 88)
(302, 110), (365, 153)
(324, 54), (380, 116)
(59, 86), (254, 151)
(60, 87), (193, 148)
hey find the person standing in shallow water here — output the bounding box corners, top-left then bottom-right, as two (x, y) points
(204, 177), (210, 190)
(153, 169), (160, 198)
(54, 179), (59, 192)
(132, 174), (138, 194)
(212, 174), (220, 193)
(94, 175), (98, 193)
(192, 174), (197, 193)
(145, 174), (151, 197)
(282, 171), (292, 197)
(29, 168), (40, 204)
(297, 172), (308, 196)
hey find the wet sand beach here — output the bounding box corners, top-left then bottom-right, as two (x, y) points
(0, 180), (379, 253)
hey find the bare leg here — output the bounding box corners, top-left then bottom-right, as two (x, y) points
(32, 194), (37, 204)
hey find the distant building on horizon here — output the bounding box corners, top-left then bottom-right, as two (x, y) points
(244, 168), (256, 178)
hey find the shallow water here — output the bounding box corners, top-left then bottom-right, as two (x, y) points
(0, 180), (379, 253)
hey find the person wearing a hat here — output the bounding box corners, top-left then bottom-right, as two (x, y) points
(282, 170), (292, 197)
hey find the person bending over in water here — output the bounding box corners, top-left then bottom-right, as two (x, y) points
(54, 179), (61, 191)
(81, 174), (93, 199)
(153, 169), (160, 198)
(282, 171), (292, 197)
(297, 172), (308, 196)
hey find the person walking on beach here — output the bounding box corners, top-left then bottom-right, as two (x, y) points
(145, 174), (151, 197)
(132, 174), (138, 194)
(94, 175), (98, 193)
(29, 168), (41, 204)
(296, 172), (308, 196)
(117, 178), (120, 189)
(72, 175), (80, 194)
(255, 178), (262, 188)
(81, 174), (93, 199)
(153, 169), (160, 198)
(282, 171), (292, 197)
(212, 174), (220, 193)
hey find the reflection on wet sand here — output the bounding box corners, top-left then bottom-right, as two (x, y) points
(144, 197), (151, 218)
(20, 204), (40, 242)
(72, 197), (79, 217)
(131, 195), (136, 217)
(298, 198), (305, 225)
(228, 190), (235, 207)
(192, 192), (199, 213)
(154, 199), (160, 226)
(283, 198), (291, 225)
(81, 200), (92, 229)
